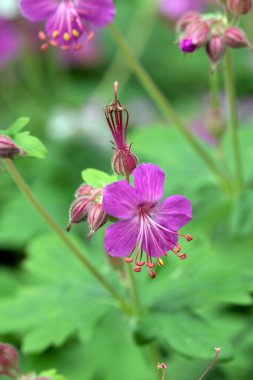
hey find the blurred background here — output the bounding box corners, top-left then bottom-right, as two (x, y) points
(1, 0), (253, 379)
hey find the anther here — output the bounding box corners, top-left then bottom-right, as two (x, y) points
(72, 29), (80, 38)
(175, 243), (181, 253)
(135, 261), (145, 267)
(147, 262), (155, 268)
(133, 266), (141, 273)
(149, 270), (156, 279)
(186, 234), (193, 241)
(124, 258), (133, 263)
(52, 30), (59, 38)
(87, 31), (94, 41)
(38, 31), (46, 41)
(61, 45), (70, 51)
(49, 40), (59, 47)
(74, 43), (82, 51)
(158, 258), (164, 266)
(63, 32), (71, 41)
(40, 43), (48, 52)
(179, 253), (187, 260)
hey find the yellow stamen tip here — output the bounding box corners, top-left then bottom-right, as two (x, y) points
(63, 32), (71, 41)
(72, 29), (79, 38)
(52, 30), (59, 38)
(158, 259), (164, 267)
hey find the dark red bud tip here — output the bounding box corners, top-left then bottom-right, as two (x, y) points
(133, 266), (141, 272)
(124, 258), (133, 263)
(186, 234), (193, 241)
(149, 270), (156, 279)
(179, 253), (187, 260)
(147, 262), (155, 268)
(136, 261), (145, 267)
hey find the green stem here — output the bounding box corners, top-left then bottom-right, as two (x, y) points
(109, 23), (229, 186)
(126, 264), (143, 316)
(209, 70), (219, 111)
(2, 159), (130, 313)
(223, 50), (243, 188)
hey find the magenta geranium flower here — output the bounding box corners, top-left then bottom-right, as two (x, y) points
(19, 0), (116, 51)
(103, 163), (192, 278)
(0, 19), (19, 70)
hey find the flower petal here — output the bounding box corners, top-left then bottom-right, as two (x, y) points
(104, 219), (139, 257)
(133, 163), (165, 204)
(102, 180), (139, 219)
(142, 221), (178, 258)
(19, 0), (57, 22)
(153, 195), (192, 230)
(76, 0), (116, 27)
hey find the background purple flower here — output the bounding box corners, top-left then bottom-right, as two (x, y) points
(0, 19), (19, 69)
(158, 0), (204, 19)
(103, 163), (192, 277)
(19, 0), (116, 50)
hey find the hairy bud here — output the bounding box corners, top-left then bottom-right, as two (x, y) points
(112, 147), (138, 177)
(0, 343), (19, 372)
(87, 203), (107, 240)
(75, 184), (95, 198)
(224, 26), (249, 48)
(0, 135), (26, 159)
(206, 34), (226, 68)
(67, 196), (92, 231)
(177, 12), (201, 32)
(186, 21), (210, 46)
(227, 0), (252, 15)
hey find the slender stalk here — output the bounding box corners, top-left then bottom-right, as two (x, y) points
(2, 159), (130, 313)
(198, 348), (221, 380)
(209, 70), (219, 111)
(109, 23), (229, 186)
(223, 50), (243, 188)
(126, 264), (143, 316)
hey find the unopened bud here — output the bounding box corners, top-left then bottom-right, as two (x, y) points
(179, 38), (197, 53)
(177, 12), (201, 32)
(67, 196), (91, 231)
(227, 0), (252, 15)
(0, 342), (19, 372)
(0, 136), (26, 159)
(75, 184), (95, 198)
(206, 34), (226, 68)
(86, 203), (107, 240)
(224, 27), (249, 48)
(111, 147), (138, 176)
(185, 21), (210, 46)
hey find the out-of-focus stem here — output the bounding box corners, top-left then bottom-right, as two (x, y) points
(223, 50), (243, 188)
(109, 23), (231, 188)
(3, 159), (130, 313)
(210, 70), (219, 111)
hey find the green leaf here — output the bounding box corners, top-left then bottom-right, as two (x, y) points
(229, 187), (253, 237)
(38, 369), (68, 380)
(12, 132), (47, 159)
(81, 168), (117, 188)
(0, 233), (116, 353)
(7, 117), (30, 135)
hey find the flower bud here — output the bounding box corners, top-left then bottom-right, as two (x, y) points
(86, 203), (107, 240)
(111, 147), (138, 177)
(75, 184), (95, 198)
(179, 38), (197, 53)
(185, 21), (210, 46)
(0, 342), (19, 372)
(177, 12), (201, 32)
(224, 27), (249, 48)
(0, 135), (26, 159)
(227, 0), (252, 15)
(67, 196), (91, 231)
(206, 34), (226, 68)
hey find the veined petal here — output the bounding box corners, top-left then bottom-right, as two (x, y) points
(154, 195), (192, 230)
(75, 0), (116, 27)
(102, 180), (139, 219)
(142, 220), (178, 258)
(133, 163), (165, 204)
(19, 0), (57, 22)
(104, 219), (139, 257)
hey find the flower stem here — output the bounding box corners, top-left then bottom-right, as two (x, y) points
(109, 23), (229, 186)
(210, 70), (219, 111)
(2, 159), (130, 313)
(126, 263), (143, 316)
(223, 50), (243, 188)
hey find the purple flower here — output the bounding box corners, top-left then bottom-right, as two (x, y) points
(103, 163), (192, 278)
(158, 0), (204, 19)
(179, 38), (197, 52)
(19, 0), (116, 51)
(0, 19), (19, 69)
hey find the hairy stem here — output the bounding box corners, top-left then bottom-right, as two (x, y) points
(223, 50), (243, 188)
(109, 23), (229, 187)
(3, 159), (130, 313)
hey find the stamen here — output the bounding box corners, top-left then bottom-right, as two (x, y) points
(38, 31), (46, 41)
(49, 40), (59, 47)
(135, 261), (145, 266)
(149, 270), (156, 279)
(133, 266), (141, 273)
(179, 253), (187, 260)
(52, 30), (59, 38)
(64, 32), (71, 41)
(124, 258), (133, 263)
(61, 45), (70, 51)
(87, 31), (94, 41)
(158, 258), (164, 266)
(40, 43), (48, 52)
(72, 29), (80, 37)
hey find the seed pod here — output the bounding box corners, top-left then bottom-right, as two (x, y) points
(224, 26), (249, 48)
(0, 135), (25, 158)
(227, 0), (252, 15)
(111, 147), (138, 177)
(86, 203), (107, 240)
